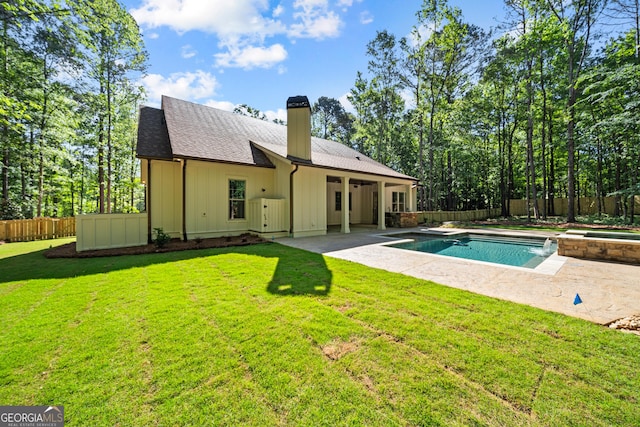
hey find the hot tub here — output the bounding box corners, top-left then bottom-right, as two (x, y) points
(557, 230), (640, 265)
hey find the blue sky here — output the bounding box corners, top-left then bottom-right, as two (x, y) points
(122, 0), (508, 121)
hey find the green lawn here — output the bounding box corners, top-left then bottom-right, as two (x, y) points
(1, 239), (638, 426)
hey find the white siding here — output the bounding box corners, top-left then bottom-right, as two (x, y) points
(150, 160), (182, 238)
(184, 160), (278, 238)
(249, 198), (287, 232)
(292, 166), (326, 237)
(76, 214), (148, 252)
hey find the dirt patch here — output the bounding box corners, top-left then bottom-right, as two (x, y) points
(45, 233), (266, 258)
(321, 338), (361, 361)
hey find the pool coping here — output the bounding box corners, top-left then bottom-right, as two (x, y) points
(276, 226), (640, 324)
(375, 228), (566, 275)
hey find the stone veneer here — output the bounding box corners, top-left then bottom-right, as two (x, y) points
(557, 230), (640, 265)
(386, 212), (418, 228)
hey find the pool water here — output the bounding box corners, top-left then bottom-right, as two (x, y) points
(389, 233), (557, 269)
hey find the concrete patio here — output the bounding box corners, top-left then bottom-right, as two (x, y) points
(276, 227), (640, 325)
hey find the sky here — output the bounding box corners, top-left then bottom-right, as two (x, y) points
(121, 0), (509, 122)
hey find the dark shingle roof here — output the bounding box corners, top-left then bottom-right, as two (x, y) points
(136, 106), (172, 159)
(137, 95), (415, 181)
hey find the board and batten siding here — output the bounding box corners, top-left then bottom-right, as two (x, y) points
(292, 166), (327, 237)
(147, 159), (183, 238)
(184, 160), (278, 238)
(76, 213), (147, 252)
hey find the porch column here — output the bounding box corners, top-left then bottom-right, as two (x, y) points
(341, 177), (350, 234)
(377, 180), (386, 230)
(408, 184), (415, 212)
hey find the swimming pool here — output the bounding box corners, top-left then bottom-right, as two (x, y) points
(387, 232), (557, 269)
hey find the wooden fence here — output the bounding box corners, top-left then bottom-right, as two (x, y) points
(508, 196), (640, 217)
(0, 217), (76, 242)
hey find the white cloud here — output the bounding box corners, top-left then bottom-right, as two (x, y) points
(181, 44), (197, 59)
(289, 0), (343, 39)
(337, 0), (361, 7)
(132, 0), (357, 69)
(406, 25), (435, 48)
(142, 70), (219, 105)
(273, 4), (285, 17)
(204, 99), (237, 112)
(359, 11), (373, 25)
(130, 0), (284, 37)
(338, 93), (354, 113)
(215, 43), (288, 69)
(264, 108), (287, 123)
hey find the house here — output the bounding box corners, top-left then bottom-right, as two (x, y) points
(135, 95), (417, 242)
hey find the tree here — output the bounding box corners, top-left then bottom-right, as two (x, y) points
(72, 0), (147, 214)
(543, 0), (606, 222)
(311, 96), (354, 146)
(0, 0), (52, 217)
(401, 0), (488, 210)
(579, 28), (640, 222)
(362, 30), (405, 164)
(233, 104), (268, 121)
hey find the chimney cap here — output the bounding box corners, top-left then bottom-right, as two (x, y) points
(287, 96), (310, 109)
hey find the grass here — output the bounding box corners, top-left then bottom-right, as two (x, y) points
(1, 238), (639, 426)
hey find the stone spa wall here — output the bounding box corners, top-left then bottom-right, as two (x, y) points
(557, 230), (640, 265)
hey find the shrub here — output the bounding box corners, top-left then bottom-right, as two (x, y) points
(153, 227), (171, 249)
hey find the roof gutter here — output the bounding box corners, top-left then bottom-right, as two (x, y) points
(182, 159), (187, 241)
(146, 160), (152, 244)
(289, 164), (299, 236)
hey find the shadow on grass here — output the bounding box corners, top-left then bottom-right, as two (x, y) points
(0, 246), (224, 284)
(266, 248), (332, 296)
(0, 242), (333, 296)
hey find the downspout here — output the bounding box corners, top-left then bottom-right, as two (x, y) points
(289, 164), (299, 236)
(147, 160), (152, 243)
(182, 159), (187, 241)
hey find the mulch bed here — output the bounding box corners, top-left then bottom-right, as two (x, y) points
(45, 233), (267, 258)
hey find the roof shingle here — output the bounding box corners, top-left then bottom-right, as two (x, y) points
(136, 106), (172, 159)
(137, 95), (415, 181)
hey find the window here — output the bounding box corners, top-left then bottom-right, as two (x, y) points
(335, 191), (352, 211)
(392, 191), (406, 212)
(229, 179), (246, 219)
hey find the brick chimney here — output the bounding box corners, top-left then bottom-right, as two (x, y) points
(286, 96), (311, 161)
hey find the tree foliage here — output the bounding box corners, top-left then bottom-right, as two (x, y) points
(344, 0), (638, 223)
(2, 0), (638, 225)
(0, 0), (147, 219)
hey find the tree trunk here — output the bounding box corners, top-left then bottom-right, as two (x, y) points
(446, 150), (454, 210)
(499, 110), (508, 217)
(106, 65), (112, 214)
(1, 17), (8, 206)
(548, 107), (556, 216)
(539, 53), (548, 219)
(526, 71), (539, 220)
(427, 103), (436, 211)
(566, 84), (577, 222)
